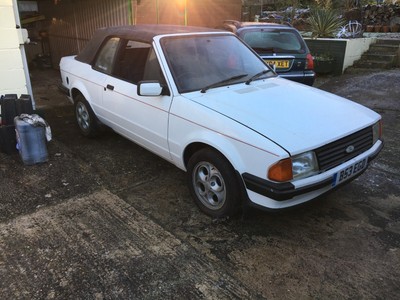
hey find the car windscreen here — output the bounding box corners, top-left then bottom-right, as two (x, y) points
(240, 29), (305, 54)
(161, 34), (274, 93)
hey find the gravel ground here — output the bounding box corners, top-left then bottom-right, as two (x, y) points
(0, 66), (399, 299)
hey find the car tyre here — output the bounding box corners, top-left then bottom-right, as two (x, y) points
(74, 94), (98, 137)
(187, 148), (241, 218)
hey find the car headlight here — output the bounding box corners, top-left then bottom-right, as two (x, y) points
(372, 120), (382, 145)
(268, 151), (319, 182)
(292, 151), (319, 179)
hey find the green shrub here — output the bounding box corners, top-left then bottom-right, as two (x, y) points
(309, 8), (345, 38)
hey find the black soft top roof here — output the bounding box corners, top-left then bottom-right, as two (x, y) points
(75, 24), (222, 64)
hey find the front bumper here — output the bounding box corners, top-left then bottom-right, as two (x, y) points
(242, 141), (383, 209)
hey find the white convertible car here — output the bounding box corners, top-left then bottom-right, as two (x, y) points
(59, 25), (383, 217)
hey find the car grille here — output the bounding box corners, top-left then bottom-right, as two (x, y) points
(315, 126), (373, 171)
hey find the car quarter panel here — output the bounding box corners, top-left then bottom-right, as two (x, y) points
(167, 94), (288, 177)
(60, 56), (105, 112)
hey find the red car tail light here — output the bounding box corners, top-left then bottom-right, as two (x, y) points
(305, 53), (314, 70)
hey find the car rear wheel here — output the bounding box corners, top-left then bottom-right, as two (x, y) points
(187, 148), (241, 218)
(74, 94), (98, 137)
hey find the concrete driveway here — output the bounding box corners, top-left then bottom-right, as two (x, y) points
(0, 68), (399, 299)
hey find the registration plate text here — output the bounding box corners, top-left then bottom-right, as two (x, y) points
(265, 60), (289, 69)
(333, 158), (367, 186)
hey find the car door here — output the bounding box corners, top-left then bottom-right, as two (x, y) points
(85, 37), (122, 114)
(101, 40), (172, 160)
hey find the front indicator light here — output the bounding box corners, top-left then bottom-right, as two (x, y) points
(268, 151), (319, 182)
(268, 158), (293, 182)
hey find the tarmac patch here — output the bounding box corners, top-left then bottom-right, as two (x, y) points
(0, 190), (253, 299)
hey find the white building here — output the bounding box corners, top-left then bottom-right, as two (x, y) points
(0, 0), (33, 104)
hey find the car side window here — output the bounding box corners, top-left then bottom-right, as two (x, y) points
(143, 48), (166, 84)
(113, 40), (152, 84)
(93, 37), (120, 74)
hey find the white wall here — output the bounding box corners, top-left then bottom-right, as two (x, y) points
(343, 38), (377, 71)
(0, 0), (29, 97)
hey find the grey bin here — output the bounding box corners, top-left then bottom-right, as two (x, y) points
(14, 115), (48, 165)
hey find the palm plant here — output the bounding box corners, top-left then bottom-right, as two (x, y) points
(308, 8), (346, 38)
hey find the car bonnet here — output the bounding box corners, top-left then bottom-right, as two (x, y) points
(185, 77), (380, 155)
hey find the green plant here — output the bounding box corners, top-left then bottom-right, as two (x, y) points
(313, 52), (335, 74)
(314, 0), (332, 9)
(313, 52), (334, 61)
(308, 8), (346, 38)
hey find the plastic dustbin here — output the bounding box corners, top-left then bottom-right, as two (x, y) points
(14, 114), (51, 165)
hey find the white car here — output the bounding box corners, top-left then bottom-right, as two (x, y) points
(59, 25), (383, 218)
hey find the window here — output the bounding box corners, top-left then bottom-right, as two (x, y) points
(143, 48), (165, 84)
(113, 40), (151, 84)
(94, 37), (120, 74)
(242, 30), (304, 53)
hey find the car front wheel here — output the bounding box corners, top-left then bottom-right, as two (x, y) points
(187, 148), (241, 218)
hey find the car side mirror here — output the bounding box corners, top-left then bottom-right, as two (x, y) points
(137, 81), (169, 96)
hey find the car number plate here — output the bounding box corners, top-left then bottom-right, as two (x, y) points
(333, 158), (368, 187)
(264, 60), (289, 69)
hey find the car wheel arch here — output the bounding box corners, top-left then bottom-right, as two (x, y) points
(70, 82), (92, 105)
(71, 88), (83, 103)
(183, 141), (244, 174)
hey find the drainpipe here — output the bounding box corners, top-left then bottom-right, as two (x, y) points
(156, 0), (159, 24)
(72, 4), (80, 53)
(128, 0), (135, 25)
(12, 0), (35, 109)
(184, 0), (187, 26)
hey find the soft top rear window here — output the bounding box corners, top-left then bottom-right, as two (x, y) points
(240, 29), (305, 54)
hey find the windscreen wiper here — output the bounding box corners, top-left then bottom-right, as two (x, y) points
(201, 74), (248, 93)
(245, 69), (272, 85)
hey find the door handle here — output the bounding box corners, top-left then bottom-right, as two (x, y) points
(106, 84), (114, 91)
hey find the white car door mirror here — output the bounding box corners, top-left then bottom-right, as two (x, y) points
(137, 81), (163, 96)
